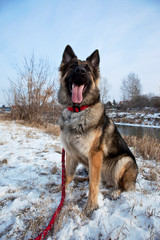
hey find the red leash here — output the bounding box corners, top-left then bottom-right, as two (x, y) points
(33, 148), (65, 240)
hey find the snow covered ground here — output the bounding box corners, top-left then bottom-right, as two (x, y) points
(0, 121), (160, 240)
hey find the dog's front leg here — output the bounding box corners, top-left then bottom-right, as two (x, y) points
(54, 152), (78, 192)
(65, 152), (78, 188)
(84, 149), (103, 217)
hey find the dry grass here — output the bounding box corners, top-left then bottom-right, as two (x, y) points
(0, 114), (61, 136)
(44, 123), (60, 136)
(116, 118), (135, 124)
(52, 203), (87, 237)
(0, 159), (8, 166)
(123, 135), (160, 162)
(14, 120), (61, 137)
(0, 113), (12, 121)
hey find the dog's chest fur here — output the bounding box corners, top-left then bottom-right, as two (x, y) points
(59, 104), (104, 164)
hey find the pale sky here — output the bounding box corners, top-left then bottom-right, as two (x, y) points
(0, 0), (160, 106)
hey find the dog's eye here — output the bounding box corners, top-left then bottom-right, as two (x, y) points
(70, 62), (78, 68)
(85, 64), (91, 71)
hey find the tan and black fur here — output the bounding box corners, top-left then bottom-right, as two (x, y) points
(58, 45), (138, 217)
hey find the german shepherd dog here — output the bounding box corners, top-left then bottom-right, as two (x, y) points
(58, 45), (138, 217)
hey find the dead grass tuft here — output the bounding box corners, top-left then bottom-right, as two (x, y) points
(53, 203), (87, 237)
(0, 159), (8, 166)
(0, 113), (12, 121)
(116, 118), (135, 124)
(124, 135), (160, 162)
(44, 123), (60, 136)
(51, 166), (59, 175)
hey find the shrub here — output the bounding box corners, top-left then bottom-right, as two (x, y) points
(6, 54), (58, 123)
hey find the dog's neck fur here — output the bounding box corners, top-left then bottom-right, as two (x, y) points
(59, 102), (105, 134)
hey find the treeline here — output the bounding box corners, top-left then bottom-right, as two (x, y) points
(119, 72), (160, 110)
(106, 94), (160, 110)
(119, 95), (160, 110)
(105, 72), (160, 111)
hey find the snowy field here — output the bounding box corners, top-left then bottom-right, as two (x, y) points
(0, 121), (160, 240)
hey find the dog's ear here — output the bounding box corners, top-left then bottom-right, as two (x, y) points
(62, 45), (77, 64)
(86, 50), (100, 67)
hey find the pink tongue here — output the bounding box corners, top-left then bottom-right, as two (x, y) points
(72, 84), (84, 103)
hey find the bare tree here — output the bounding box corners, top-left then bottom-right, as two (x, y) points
(6, 54), (57, 122)
(121, 72), (142, 101)
(100, 77), (110, 103)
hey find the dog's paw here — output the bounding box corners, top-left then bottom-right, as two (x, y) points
(110, 189), (121, 200)
(83, 201), (99, 218)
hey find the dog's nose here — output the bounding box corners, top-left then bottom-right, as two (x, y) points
(75, 66), (86, 75)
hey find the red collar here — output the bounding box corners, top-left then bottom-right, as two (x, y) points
(67, 105), (89, 112)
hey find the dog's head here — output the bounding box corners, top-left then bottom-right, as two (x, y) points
(58, 45), (100, 106)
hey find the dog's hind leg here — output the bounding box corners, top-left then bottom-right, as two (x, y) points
(111, 159), (138, 199)
(120, 161), (138, 192)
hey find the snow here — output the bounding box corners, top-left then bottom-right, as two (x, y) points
(0, 121), (160, 240)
